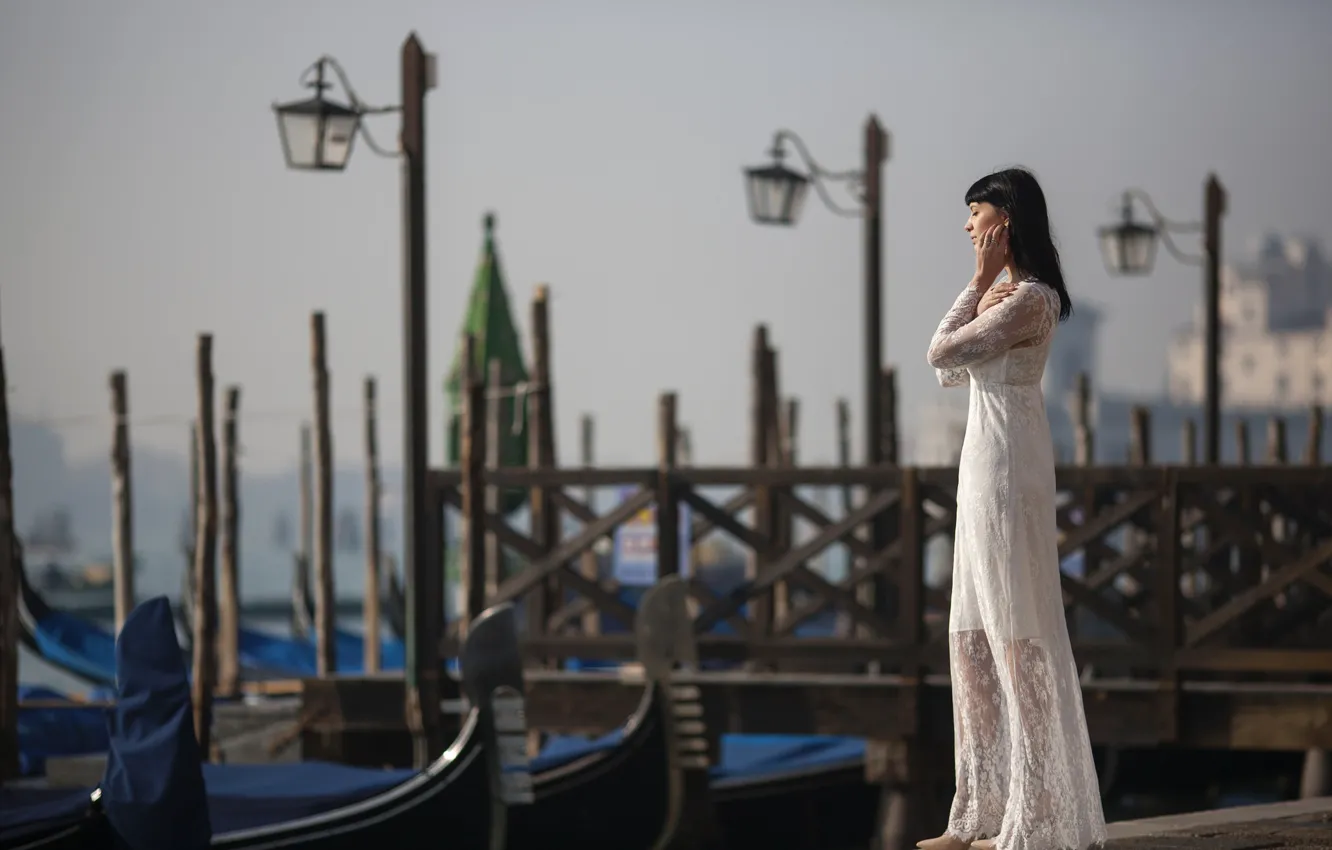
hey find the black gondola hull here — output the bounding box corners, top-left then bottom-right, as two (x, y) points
(212, 716), (495, 850)
(506, 685), (675, 849)
(0, 795), (109, 850)
(713, 762), (879, 850)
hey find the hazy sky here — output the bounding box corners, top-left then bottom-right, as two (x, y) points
(2, 0), (1330, 473)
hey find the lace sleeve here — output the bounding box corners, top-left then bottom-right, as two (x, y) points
(936, 365), (970, 387)
(927, 287), (979, 386)
(926, 282), (1056, 370)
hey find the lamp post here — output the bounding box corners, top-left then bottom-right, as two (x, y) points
(742, 116), (890, 468)
(1097, 175), (1227, 464)
(272, 34), (441, 767)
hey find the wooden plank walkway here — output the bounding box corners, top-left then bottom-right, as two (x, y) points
(1106, 795), (1332, 848)
(522, 669), (1332, 749)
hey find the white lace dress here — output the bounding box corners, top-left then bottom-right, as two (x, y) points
(926, 277), (1107, 850)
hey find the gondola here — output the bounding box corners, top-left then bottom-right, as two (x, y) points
(710, 738), (879, 850)
(507, 574), (882, 850)
(175, 560), (406, 677)
(206, 599), (516, 850)
(4, 595), (205, 850)
(504, 577), (695, 850)
(14, 543), (125, 688)
(4, 595), (521, 850)
(17, 546), (298, 686)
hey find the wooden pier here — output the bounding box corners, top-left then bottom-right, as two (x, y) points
(431, 458), (1332, 742)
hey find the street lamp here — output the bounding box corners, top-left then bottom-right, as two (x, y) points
(1098, 175), (1227, 464)
(1096, 195), (1158, 276)
(271, 59), (364, 171)
(272, 35), (441, 767)
(742, 117), (889, 469)
(742, 146), (810, 226)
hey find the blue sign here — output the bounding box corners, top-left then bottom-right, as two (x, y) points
(610, 487), (692, 586)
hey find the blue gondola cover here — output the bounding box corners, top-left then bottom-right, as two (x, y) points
(100, 596), (212, 850)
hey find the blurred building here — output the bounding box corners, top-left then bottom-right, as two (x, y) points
(1169, 235), (1332, 408)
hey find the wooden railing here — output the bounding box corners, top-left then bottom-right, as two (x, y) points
(427, 461), (1332, 683)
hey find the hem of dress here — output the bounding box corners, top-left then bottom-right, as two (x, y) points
(947, 828), (996, 843)
(995, 835), (1109, 850)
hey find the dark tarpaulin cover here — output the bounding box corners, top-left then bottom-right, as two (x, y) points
(0, 786), (92, 840)
(201, 762), (415, 832)
(100, 595), (211, 850)
(16, 684), (110, 776)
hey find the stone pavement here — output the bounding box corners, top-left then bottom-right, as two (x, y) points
(1105, 796), (1332, 849)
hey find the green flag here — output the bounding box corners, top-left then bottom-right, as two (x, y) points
(445, 213), (530, 515)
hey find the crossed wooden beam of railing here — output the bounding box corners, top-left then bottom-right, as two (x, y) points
(771, 485), (956, 636)
(1055, 489), (1161, 645)
(427, 464), (1332, 677)
(692, 486), (901, 635)
(1184, 485), (1332, 646)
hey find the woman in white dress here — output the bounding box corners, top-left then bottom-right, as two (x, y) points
(920, 168), (1107, 850)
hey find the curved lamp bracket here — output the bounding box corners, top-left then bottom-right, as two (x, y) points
(299, 55), (403, 159)
(771, 129), (865, 218)
(1120, 188), (1205, 266)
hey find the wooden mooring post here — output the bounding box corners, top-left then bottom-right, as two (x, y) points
(880, 366), (899, 466)
(872, 365), (899, 653)
(656, 392), (680, 585)
(762, 342), (786, 628)
(218, 387), (242, 698)
(311, 312), (335, 676)
(483, 358), (504, 616)
(0, 343), (18, 783)
(776, 397), (798, 630)
(294, 423), (314, 640)
(109, 370), (135, 632)
(185, 421), (199, 566)
(1072, 371), (1094, 465)
(1305, 405), (1324, 465)
(460, 335), (486, 633)
(1181, 418), (1197, 466)
(836, 398), (857, 638)
(1300, 406), (1330, 799)
(363, 377), (382, 674)
(748, 325), (774, 643)
(527, 286), (560, 661)
(579, 414), (599, 637)
(1128, 405), (1152, 466)
(191, 334), (219, 755)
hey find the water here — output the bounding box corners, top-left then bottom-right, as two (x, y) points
(18, 644), (92, 696)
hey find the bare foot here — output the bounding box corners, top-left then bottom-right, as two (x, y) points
(970, 839), (997, 850)
(916, 836), (972, 850)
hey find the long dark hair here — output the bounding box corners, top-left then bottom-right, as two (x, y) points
(965, 167), (1073, 321)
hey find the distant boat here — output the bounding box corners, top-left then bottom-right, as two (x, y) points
(29, 558), (119, 615)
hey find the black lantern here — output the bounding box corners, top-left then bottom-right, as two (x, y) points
(272, 60), (361, 171)
(743, 149), (810, 226)
(1097, 195), (1160, 275)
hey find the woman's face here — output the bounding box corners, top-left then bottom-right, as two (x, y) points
(965, 201), (1009, 246)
